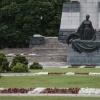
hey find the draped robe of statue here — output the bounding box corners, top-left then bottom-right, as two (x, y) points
(77, 19), (95, 40)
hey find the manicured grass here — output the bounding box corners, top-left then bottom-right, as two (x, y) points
(29, 68), (100, 73)
(0, 96), (100, 100)
(0, 76), (100, 88)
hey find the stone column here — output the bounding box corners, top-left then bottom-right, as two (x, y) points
(80, 0), (99, 30)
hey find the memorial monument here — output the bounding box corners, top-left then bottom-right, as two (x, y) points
(67, 14), (100, 66)
(59, 0), (100, 43)
(59, 0), (100, 66)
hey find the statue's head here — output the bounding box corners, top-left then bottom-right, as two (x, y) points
(86, 15), (90, 20)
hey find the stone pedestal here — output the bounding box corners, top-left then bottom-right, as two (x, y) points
(67, 45), (100, 66)
(29, 34), (45, 48)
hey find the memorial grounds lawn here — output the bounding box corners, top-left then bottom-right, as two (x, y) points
(0, 68), (100, 100)
(0, 68), (100, 88)
(29, 68), (100, 73)
(0, 75), (100, 88)
(0, 96), (100, 100)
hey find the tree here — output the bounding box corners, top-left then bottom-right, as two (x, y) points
(0, 0), (70, 48)
(30, 62), (43, 69)
(11, 63), (28, 72)
(10, 54), (28, 70)
(0, 52), (9, 72)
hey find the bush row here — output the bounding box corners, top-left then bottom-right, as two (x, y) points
(0, 52), (43, 73)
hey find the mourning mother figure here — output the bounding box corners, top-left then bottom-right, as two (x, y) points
(77, 15), (95, 40)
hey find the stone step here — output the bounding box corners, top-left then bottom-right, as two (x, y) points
(7, 55), (67, 62)
(40, 37), (67, 48)
(32, 49), (67, 54)
(29, 62), (67, 68)
(0, 37), (67, 66)
(0, 48), (67, 54)
(35, 44), (67, 48)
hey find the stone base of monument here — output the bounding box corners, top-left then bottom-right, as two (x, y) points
(29, 34), (45, 48)
(67, 45), (100, 66)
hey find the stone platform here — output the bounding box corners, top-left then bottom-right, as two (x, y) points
(67, 45), (100, 66)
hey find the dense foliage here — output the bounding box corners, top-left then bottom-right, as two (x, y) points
(0, 52), (9, 72)
(11, 63), (28, 72)
(10, 54), (28, 70)
(30, 62), (43, 69)
(0, 0), (70, 48)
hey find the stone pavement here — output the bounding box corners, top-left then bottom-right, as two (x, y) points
(0, 94), (100, 97)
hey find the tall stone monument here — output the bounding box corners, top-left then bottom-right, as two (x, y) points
(59, 0), (100, 66)
(59, 0), (100, 43)
(67, 14), (100, 66)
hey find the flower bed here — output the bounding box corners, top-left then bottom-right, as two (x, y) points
(48, 72), (100, 76)
(48, 72), (66, 75)
(0, 87), (80, 94)
(85, 66), (96, 68)
(68, 66), (96, 68)
(1, 87), (100, 95)
(68, 66), (79, 68)
(60, 66), (100, 68)
(40, 87), (80, 94)
(0, 88), (34, 94)
(75, 72), (89, 75)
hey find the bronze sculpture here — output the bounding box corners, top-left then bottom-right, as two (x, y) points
(66, 15), (100, 53)
(77, 15), (95, 40)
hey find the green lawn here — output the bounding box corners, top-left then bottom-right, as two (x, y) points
(0, 68), (100, 99)
(29, 68), (100, 73)
(0, 76), (100, 88)
(0, 97), (100, 100)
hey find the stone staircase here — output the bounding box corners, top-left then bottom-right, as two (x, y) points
(0, 37), (67, 68)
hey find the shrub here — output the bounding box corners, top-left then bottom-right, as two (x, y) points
(30, 62), (43, 69)
(10, 54), (28, 70)
(0, 52), (9, 72)
(0, 66), (2, 72)
(11, 63), (28, 72)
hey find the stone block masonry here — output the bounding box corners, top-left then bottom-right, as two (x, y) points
(67, 45), (100, 66)
(80, 0), (99, 30)
(0, 37), (67, 67)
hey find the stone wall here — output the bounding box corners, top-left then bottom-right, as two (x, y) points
(60, 2), (80, 29)
(80, 0), (99, 30)
(67, 44), (100, 66)
(0, 37), (67, 67)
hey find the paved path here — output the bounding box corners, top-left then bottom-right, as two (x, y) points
(0, 94), (100, 97)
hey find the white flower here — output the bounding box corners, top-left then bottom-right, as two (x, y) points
(65, 72), (75, 75)
(89, 72), (100, 75)
(0, 88), (4, 90)
(79, 88), (100, 94)
(28, 88), (46, 94)
(34, 72), (48, 75)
